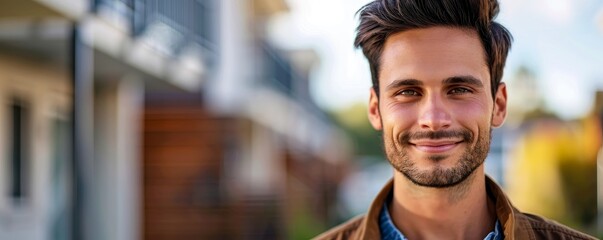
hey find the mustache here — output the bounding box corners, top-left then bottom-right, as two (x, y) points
(400, 129), (473, 143)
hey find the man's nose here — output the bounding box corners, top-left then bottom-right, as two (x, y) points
(418, 96), (452, 131)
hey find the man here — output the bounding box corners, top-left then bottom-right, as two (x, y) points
(314, 0), (596, 239)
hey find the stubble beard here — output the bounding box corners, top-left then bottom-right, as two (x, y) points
(383, 128), (491, 188)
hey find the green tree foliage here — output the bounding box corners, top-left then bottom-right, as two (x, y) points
(329, 103), (384, 159)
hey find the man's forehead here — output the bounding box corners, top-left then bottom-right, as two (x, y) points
(379, 26), (489, 88)
(382, 27), (483, 58)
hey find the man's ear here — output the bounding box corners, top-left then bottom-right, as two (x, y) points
(492, 83), (507, 128)
(368, 87), (383, 130)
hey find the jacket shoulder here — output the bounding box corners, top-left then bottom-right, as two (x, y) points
(312, 215), (365, 240)
(517, 212), (597, 240)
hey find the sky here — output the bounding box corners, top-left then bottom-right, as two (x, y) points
(269, 0), (603, 120)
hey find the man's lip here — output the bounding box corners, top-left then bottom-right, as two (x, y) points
(409, 139), (463, 146)
(409, 140), (463, 153)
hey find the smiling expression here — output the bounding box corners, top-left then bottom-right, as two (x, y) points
(368, 27), (507, 188)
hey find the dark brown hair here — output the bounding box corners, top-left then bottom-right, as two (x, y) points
(354, 0), (512, 98)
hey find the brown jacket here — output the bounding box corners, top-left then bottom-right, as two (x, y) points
(314, 177), (596, 240)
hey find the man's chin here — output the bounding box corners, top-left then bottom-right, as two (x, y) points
(399, 167), (476, 188)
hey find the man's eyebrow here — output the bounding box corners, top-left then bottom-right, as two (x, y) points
(443, 75), (484, 87)
(385, 79), (423, 91)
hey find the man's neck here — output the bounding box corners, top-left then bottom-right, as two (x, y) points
(389, 167), (496, 240)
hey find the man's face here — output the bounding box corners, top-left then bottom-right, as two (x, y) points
(367, 27), (507, 188)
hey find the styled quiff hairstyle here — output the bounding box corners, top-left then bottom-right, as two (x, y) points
(355, 0), (512, 98)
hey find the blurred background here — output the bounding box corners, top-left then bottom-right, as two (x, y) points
(0, 0), (600, 239)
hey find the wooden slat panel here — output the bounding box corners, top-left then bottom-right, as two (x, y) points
(142, 102), (235, 240)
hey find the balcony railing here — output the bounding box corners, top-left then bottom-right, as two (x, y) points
(94, 0), (215, 53)
(261, 43), (294, 96)
(259, 43), (332, 123)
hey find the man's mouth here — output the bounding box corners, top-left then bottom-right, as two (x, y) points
(409, 140), (464, 153)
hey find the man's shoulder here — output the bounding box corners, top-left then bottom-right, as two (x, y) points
(515, 211), (597, 240)
(312, 215), (366, 240)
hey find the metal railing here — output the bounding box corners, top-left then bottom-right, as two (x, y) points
(259, 42), (331, 122)
(261, 43), (294, 95)
(94, 0), (215, 53)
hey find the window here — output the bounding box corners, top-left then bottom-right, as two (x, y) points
(8, 98), (30, 204)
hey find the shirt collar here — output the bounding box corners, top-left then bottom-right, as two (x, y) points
(378, 202), (406, 240)
(377, 188), (505, 240)
(359, 176), (526, 239)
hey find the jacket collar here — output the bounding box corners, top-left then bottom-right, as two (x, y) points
(357, 175), (530, 240)
(485, 175), (532, 239)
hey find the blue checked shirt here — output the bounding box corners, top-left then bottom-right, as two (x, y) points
(379, 202), (504, 240)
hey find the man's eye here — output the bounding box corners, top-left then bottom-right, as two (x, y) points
(397, 89), (420, 96)
(449, 87), (471, 95)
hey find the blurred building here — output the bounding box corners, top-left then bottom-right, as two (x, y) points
(144, 1), (351, 239)
(0, 37), (72, 240)
(0, 0), (206, 240)
(0, 0), (351, 240)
